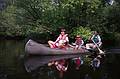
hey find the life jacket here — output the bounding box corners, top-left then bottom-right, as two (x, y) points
(75, 39), (83, 45)
(59, 34), (68, 41)
(58, 34), (68, 46)
(92, 35), (99, 43)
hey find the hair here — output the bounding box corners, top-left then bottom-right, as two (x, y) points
(61, 28), (66, 32)
(93, 31), (98, 34)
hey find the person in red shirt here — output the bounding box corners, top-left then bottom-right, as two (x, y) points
(74, 35), (84, 50)
(72, 35), (84, 70)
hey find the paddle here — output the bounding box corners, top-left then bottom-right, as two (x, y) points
(92, 40), (104, 54)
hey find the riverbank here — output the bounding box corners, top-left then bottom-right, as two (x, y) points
(0, 34), (49, 44)
(0, 35), (119, 49)
(0, 35), (26, 40)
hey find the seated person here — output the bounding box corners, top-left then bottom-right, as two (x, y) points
(72, 35), (84, 70)
(48, 28), (69, 49)
(86, 31), (102, 50)
(73, 35), (84, 50)
(48, 29), (69, 73)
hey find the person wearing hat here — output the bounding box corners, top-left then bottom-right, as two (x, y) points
(71, 35), (84, 70)
(74, 35), (84, 50)
(48, 28), (69, 49)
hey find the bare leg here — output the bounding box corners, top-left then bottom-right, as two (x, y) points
(86, 43), (94, 49)
(48, 40), (55, 48)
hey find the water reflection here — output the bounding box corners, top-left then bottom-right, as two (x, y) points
(0, 40), (120, 79)
(0, 40), (32, 79)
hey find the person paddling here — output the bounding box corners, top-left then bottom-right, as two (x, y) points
(48, 28), (69, 49)
(86, 31), (102, 50)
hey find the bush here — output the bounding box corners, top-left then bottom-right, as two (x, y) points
(70, 26), (92, 42)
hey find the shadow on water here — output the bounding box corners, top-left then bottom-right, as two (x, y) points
(0, 39), (120, 79)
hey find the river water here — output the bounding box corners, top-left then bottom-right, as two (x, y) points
(0, 39), (120, 79)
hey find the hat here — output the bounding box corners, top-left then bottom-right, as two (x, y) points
(76, 35), (81, 38)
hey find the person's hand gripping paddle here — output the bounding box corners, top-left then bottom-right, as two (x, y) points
(92, 40), (104, 54)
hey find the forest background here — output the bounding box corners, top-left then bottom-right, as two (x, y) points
(0, 0), (120, 47)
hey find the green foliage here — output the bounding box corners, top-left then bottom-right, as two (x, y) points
(0, 0), (120, 45)
(14, 0), (105, 32)
(0, 5), (16, 27)
(70, 26), (92, 41)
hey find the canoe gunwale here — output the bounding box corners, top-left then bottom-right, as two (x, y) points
(25, 39), (91, 55)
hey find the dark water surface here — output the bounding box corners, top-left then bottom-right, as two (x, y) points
(0, 40), (120, 79)
(0, 40), (32, 79)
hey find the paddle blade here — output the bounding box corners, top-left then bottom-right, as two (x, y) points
(99, 49), (105, 54)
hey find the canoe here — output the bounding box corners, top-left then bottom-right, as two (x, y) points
(25, 39), (91, 55)
(24, 40), (120, 72)
(24, 39), (94, 72)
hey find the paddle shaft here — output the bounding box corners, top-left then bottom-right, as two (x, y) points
(92, 40), (104, 54)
